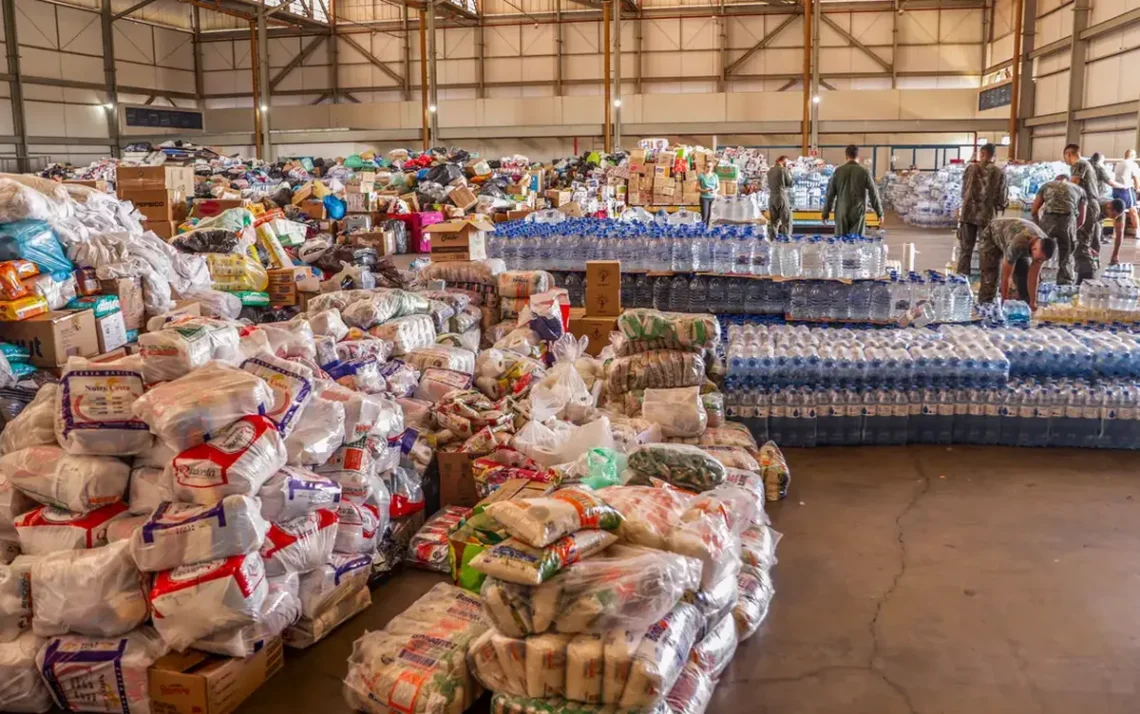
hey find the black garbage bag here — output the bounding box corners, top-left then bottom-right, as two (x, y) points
(270, 186), (293, 207)
(477, 181), (507, 200)
(424, 163), (465, 186)
(172, 229), (242, 254)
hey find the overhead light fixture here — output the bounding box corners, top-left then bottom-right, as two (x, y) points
(613, 99), (622, 107)
(260, 104), (268, 112)
(1001, 135), (1011, 145)
(812, 95), (821, 104)
(103, 102), (115, 110)
(429, 104), (437, 113)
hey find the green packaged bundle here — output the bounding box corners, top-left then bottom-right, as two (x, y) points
(627, 443), (727, 492)
(231, 290), (270, 307)
(616, 309), (720, 353)
(0, 342), (30, 363)
(65, 294), (120, 318)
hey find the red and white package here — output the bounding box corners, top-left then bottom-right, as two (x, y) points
(259, 508), (339, 577)
(258, 466), (342, 523)
(13, 502), (129, 555)
(333, 501), (380, 555)
(297, 552), (372, 619)
(318, 382), (404, 442)
(150, 551), (268, 651)
(240, 354), (314, 438)
(129, 495), (269, 573)
(315, 439), (377, 504)
(192, 585), (301, 658)
(170, 415), (286, 505)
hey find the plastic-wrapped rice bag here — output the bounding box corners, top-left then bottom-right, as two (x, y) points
(206, 253), (268, 292)
(0, 632), (52, 713)
(701, 393), (724, 429)
(0, 473), (35, 561)
(525, 632), (571, 698)
(733, 565), (774, 641)
(193, 584), (301, 657)
(379, 359), (420, 398)
(328, 355), (385, 394)
(169, 415), (286, 505)
(757, 441), (791, 502)
(627, 444), (727, 492)
(468, 629), (521, 696)
(682, 559), (740, 626)
(0, 558), (33, 644)
(129, 495), (269, 572)
(596, 486), (690, 551)
(667, 511), (738, 590)
(689, 612), (737, 679)
(0, 384), (56, 455)
(336, 338), (393, 363)
(619, 602), (702, 710)
(132, 362), (273, 451)
(286, 584), (370, 649)
(342, 292), (401, 329)
(486, 489), (623, 548)
(14, 502), (128, 555)
(703, 446), (759, 473)
(308, 309), (349, 340)
(31, 540), (148, 637)
(407, 505), (470, 573)
(604, 351), (705, 396)
(133, 441), (176, 470)
(368, 314), (436, 356)
(317, 439), (376, 498)
(602, 630), (641, 705)
(334, 500), (382, 554)
(37, 627), (167, 714)
(664, 662), (715, 714)
(470, 530), (617, 586)
(54, 359), (151, 456)
(241, 354), (314, 437)
(306, 290), (370, 315)
(641, 387), (707, 438)
(128, 467), (171, 515)
(0, 445), (129, 514)
(406, 345), (477, 375)
(415, 368), (473, 402)
(319, 381), (404, 442)
(150, 551), (268, 651)
(284, 389), (345, 467)
(257, 320), (317, 361)
(260, 508), (339, 576)
(616, 310), (721, 353)
(297, 552), (372, 618)
(497, 271), (553, 298)
(138, 318), (240, 383)
(106, 514), (148, 544)
(565, 634), (605, 704)
(258, 466), (342, 522)
(739, 524), (780, 571)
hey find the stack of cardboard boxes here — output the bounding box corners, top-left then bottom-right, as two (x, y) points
(625, 148), (712, 207)
(116, 165), (194, 239)
(570, 260), (623, 356)
(424, 216), (492, 262)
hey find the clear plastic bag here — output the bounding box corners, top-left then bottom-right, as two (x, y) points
(733, 565), (774, 641)
(54, 359), (151, 456)
(260, 508), (339, 576)
(239, 354), (316, 437)
(192, 585), (301, 658)
(470, 530), (618, 586)
(297, 552), (372, 619)
(205, 253), (268, 292)
(0, 559), (32, 643)
(486, 488), (623, 548)
(150, 551), (268, 651)
(37, 627), (167, 714)
(641, 387), (707, 438)
(406, 505), (470, 573)
(550, 448), (625, 490)
(627, 444), (727, 492)
(0, 221), (73, 275)
(170, 415), (286, 504)
(284, 391), (345, 467)
(701, 446), (759, 472)
(286, 584), (370, 649)
(616, 309), (721, 353)
(532, 362), (596, 424)
(258, 467), (343, 523)
(664, 662), (715, 714)
(334, 500), (383, 554)
(0, 445), (129, 514)
(415, 368), (473, 402)
(497, 271), (553, 298)
(319, 381), (405, 442)
(30, 540), (148, 637)
(369, 314), (437, 356)
(619, 601), (702, 710)
(604, 351), (705, 396)
(0, 384), (55, 455)
(14, 502), (127, 555)
(129, 495), (269, 573)
(132, 362), (273, 451)
(342, 292), (401, 329)
(0, 631), (53, 713)
(258, 321), (318, 361)
(308, 309), (349, 341)
(406, 345), (477, 374)
(511, 419), (565, 467)
(138, 318), (240, 383)
(596, 485), (692, 551)
(758, 441), (791, 502)
(336, 338), (393, 363)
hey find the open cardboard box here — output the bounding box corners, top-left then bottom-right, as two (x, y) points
(149, 637), (283, 714)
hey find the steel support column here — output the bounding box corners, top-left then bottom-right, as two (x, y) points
(635, 13), (643, 95)
(258, 9), (272, 160)
(1064, 0), (1090, 146)
(717, 0), (727, 92)
(419, 9), (429, 149)
(329, 0), (338, 103)
(1008, 0), (1023, 157)
(101, 0), (121, 158)
(192, 6), (205, 104)
(555, 0), (563, 95)
(603, 0), (612, 153)
(427, 0), (439, 144)
(1015, 0), (1037, 159)
(801, 0), (811, 154)
(402, 5), (412, 101)
(250, 23), (263, 159)
(892, 0), (899, 87)
(2, 0), (27, 171)
(810, 0), (820, 152)
(613, 0), (622, 148)
(476, 24), (485, 99)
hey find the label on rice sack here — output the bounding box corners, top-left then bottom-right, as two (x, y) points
(334, 501), (380, 554)
(13, 502), (128, 555)
(297, 552), (372, 618)
(241, 355), (314, 437)
(258, 466), (342, 523)
(486, 488), (623, 548)
(170, 415), (286, 505)
(260, 508), (339, 577)
(150, 551), (268, 651)
(130, 495), (268, 573)
(56, 368), (151, 456)
(470, 530), (618, 586)
(37, 628), (166, 714)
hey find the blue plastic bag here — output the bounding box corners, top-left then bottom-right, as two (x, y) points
(0, 221), (74, 274)
(323, 194), (347, 220)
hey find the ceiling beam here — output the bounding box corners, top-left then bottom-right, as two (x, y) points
(820, 14), (893, 73)
(338, 31), (405, 85)
(113, 0), (160, 21)
(270, 35), (327, 90)
(724, 13), (798, 76)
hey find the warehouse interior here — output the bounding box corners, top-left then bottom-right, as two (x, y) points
(1, 0), (1140, 713)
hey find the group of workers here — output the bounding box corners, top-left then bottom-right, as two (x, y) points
(763, 144), (885, 237)
(957, 142), (1139, 311)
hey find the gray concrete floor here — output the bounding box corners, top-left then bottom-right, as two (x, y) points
(239, 445), (1140, 714)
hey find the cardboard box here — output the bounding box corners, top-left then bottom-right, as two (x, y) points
(466, 159), (492, 177)
(425, 216), (493, 262)
(99, 277), (144, 331)
(96, 311), (128, 353)
(585, 260), (622, 317)
(266, 266), (320, 306)
(438, 451), (478, 508)
(558, 202), (584, 217)
(506, 209), (533, 221)
(721, 180), (739, 196)
(117, 165), (195, 194)
(297, 199), (326, 220)
(544, 190), (572, 207)
(682, 192), (701, 205)
(659, 183), (676, 197)
(349, 230), (396, 256)
(65, 179), (108, 191)
(90, 346), (128, 363)
(568, 307), (619, 356)
(628, 192), (643, 206)
(652, 176), (672, 192)
(290, 183), (314, 205)
(0, 309), (98, 367)
(345, 192), (372, 213)
(656, 151), (676, 166)
(143, 221), (179, 240)
(653, 165), (671, 179)
(629, 149), (647, 172)
(118, 189), (185, 222)
(146, 299), (201, 331)
(190, 199), (243, 219)
(449, 186), (478, 210)
(149, 637), (284, 714)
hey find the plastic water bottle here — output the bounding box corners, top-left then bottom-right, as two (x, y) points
(751, 238), (771, 277)
(653, 275), (671, 310)
(565, 272), (583, 307)
(688, 275), (708, 313)
(707, 277), (726, 314)
(850, 283), (872, 322)
(727, 277), (745, 313)
(932, 278), (954, 323)
(635, 274), (652, 308)
(870, 281), (892, 322)
(951, 277), (973, 322)
(800, 237), (823, 279)
(669, 275), (690, 313)
(620, 274), (636, 309)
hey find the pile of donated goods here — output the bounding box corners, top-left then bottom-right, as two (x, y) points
(0, 244), (786, 713)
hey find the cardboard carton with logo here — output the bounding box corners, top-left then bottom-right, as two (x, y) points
(190, 199), (244, 219)
(99, 277), (144, 331)
(116, 165), (195, 194)
(424, 216), (493, 262)
(568, 307), (620, 356)
(585, 260), (622, 316)
(95, 310), (128, 353)
(267, 266), (320, 306)
(117, 189), (186, 222)
(0, 309), (98, 367)
(148, 636), (284, 714)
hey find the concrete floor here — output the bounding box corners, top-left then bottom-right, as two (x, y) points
(239, 444), (1140, 714)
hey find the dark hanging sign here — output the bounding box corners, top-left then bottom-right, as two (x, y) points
(978, 81), (1013, 112)
(123, 106), (204, 131)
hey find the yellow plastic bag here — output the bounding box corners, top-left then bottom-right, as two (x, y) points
(206, 253), (269, 292)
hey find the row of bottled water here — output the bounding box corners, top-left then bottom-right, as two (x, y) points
(726, 378), (1140, 448)
(773, 235), (889, 280)
(1077, 277), (1140, 311)
(987, 326), (1140, 379)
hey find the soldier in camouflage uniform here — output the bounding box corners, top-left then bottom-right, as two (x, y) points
(957, 143), (1008, 275)
(977, 217), (1056, 307)
(767, 156), (795, 237)
(822, 145), (884, 236)
(1064, 143), (1101, 281)
(1031, 174), (1086, 285)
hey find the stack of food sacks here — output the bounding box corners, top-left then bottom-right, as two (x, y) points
(344, 583), (488, 714)
(497, 271), (555, 325)
(420, 259), (506, 343)
(0, 353), (158, 714)
(458, 487), (705, 713)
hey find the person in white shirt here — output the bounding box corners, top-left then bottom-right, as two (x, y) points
(1112, 148), (1140, 232)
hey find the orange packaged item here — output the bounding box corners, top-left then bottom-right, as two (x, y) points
(0, 262), (31, 300)
(0, 295), (49, 321)
(74, 267), (101, 296)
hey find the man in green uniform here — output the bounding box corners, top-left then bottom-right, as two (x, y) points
(766, 155), (794, 236)
(977, 217), (1056, 309)
(956, 142), (1007, 275)
(822, 145), (884, 236)
(1031, 174), (1086, 285)
(1064, 143), (1101, 281)
(1103, 197), (1126, 265)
